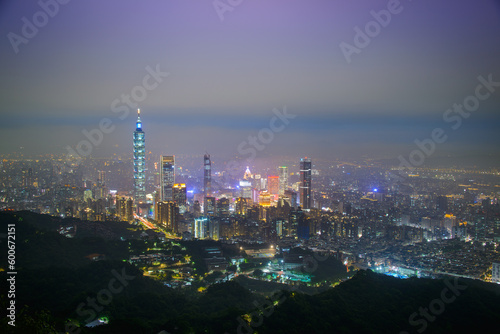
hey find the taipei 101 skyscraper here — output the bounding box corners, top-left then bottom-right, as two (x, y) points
(133, 109), (146, 202)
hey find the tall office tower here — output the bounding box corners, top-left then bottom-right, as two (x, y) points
(235, 197), (249, 216)
(193, 217), (209, 239)
(205, 196), (216, 216)
(117, 196), (134, 222)
(153, 190), (161, 221)
(193, 200), (201, 217)
(284, 190), (297, 209)
(204, 154), (211, 198)
(95, 170), (107, 200)
(97, 170), (106, 187)
(278, 166), (288, 196)
(173, 183), (187, 206)
(300, 158), (312, 209)
(208, 218), (220, 240)
(253, 174), (262, 191)
(133, 109), (146, 202)
(444, 214), (458, 238)
(160, 155), (175, 201)
(217, 198), (230, 217)
(243, 166), (252, 180)
(267, 175), (279, 195)
(239, 180), (252, 199)
(156, 201), (179, 233)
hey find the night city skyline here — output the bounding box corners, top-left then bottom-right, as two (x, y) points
(1, 1), (500, 333)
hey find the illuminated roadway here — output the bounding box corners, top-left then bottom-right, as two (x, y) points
(134, 214), (181, 239)
(134, 214), (157, 229)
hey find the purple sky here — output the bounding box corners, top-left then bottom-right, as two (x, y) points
(1, 0), (499, 162)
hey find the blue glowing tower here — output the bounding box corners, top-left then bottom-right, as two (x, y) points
(133, 109), (146, 202)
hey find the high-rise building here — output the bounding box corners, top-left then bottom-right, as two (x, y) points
(243, 166), (252, 180)
(235, 197), (249, 216)
(300, 158), (312, 209)
(156, 201), (179, 233)
(173, 183), (187, 206)
(117, 196), (134, 222)
(284, 190), (297, 209)
(278, 166), (288, 196)
(193, 217), (208, 239)
(253, 174), (261, 191)
(133, 109), (146, 202)
(267, 175), (279, 195)
(205, 196), (216, 216)
(217, 198), (230, 217)
(259, 191), (272, 207)
(193, 200), (201, 217)
(97, 170), (105, 187)
(204, 154), (211, 198)
(239, 180), (252, 199)
(153, 190), (161, 220)
(160, 155), (175, 201)
(444, 214), (458, 238)
(288, 208), (305, 238)
(95, 170), (107, 200)
(208, 218), (220, 240)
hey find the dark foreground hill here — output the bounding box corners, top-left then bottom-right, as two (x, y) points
(1, 211), (500, 334)
(257, 269), (500, 334)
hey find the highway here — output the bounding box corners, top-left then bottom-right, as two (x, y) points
(134, 214), (157, 230)
(134, 214), (181, 239)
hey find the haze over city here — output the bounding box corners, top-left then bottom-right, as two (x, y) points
(1, 0), (500, 164)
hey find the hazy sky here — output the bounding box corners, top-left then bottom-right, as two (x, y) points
(1, 0), (499, 162)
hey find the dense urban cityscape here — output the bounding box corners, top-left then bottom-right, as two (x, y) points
(2, 109), (500, 285)
(2, 108), (500, 333)
(2, 1), (500, 333)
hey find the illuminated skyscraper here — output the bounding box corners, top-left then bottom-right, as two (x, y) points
(194, 217), (208, 239)
(173, 183), (187, 206)
(235, 197), (249, 216)
(97, 170), (106, 187)
(300, 158), (312, 209)
(133, 109), (146, 202)
(239, 180), (252, 199)
(160, 155), (175, 201)
(217, 198), (230, 217)
(117, 196), (134, 222)
(278, 166), (288, 195)
(243, 166), (252, 180)
(205, 196), (216, 217)
(156, 201), (179, 233)
(204, 154), (211, 198)
(268, 175), (279, 195)
(95, 170), (107, 200)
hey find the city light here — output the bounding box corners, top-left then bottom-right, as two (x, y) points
(2, 1), (499, 331)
